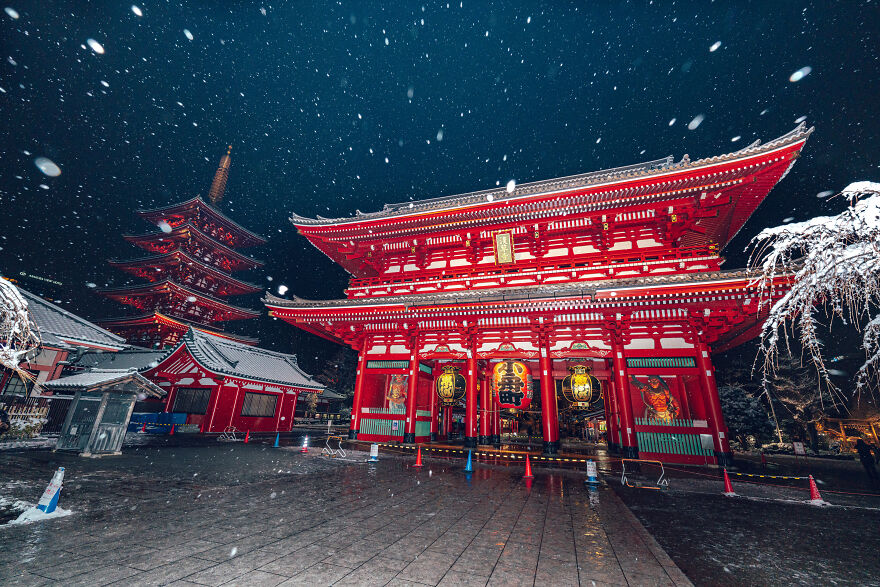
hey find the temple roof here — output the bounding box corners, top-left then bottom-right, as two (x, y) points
(123, 223), (265, 270)
(64, 346), (168, 372)
(98, 280), (261, 321)
(18, 287), (127, 351)
(108, 250), (261, 296)
(99, 313), (260, 346)
(162, 328), (324, 391)
(264, 267), (762, 310)
(137, 196), (266, 248)
(42, 368), (165, 397)
(290, 124), (812, 229)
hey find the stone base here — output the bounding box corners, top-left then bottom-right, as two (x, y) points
(491, 435), (501, 446)
(543, 440), (560, 456)
(478, 435), (491, 445)
(403, 432), (415, 444)
(430, 432), (437, 441)
(606, 442), (619, 454)
(464, 436), (477, 449)
(715, 451), (735, 467)
(348, 430), (358, 440)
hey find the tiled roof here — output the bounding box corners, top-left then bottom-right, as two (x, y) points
(264, 268), (760, 309)
(179, 328), (324, 391)
(65, 347), (168, 372)
(290, 124), (813, 227)
(41, 368), (165, 397)
(18, 288), (127, 351)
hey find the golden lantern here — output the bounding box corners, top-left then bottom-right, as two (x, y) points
(435, 365), (466, 407)
(561, 364), (602, 411)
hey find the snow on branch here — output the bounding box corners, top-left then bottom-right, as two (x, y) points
(748, 181), (880, 400)
(0, 278), (42, 375)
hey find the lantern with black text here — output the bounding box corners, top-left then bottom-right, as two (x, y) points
(492, 359), (533, 410)
(561, 364), (602, 411)
(435, 365), (466, 407)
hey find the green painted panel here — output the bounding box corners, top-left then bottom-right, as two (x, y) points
(636, 431), (712, 457)
(627, 357), (696, 369)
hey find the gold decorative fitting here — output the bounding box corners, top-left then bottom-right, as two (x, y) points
(534, 231), (539, 238)
(671, 214), (677, 222)
(602, 222), (609, 230)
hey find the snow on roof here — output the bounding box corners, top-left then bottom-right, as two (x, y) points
(178, 328), (324, 391)
(41, 368), (165, 397)
(17, 288), (126, 351)
(66, 346), (168, 372)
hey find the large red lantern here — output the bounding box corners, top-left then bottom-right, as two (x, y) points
(492, 359), (533, 410)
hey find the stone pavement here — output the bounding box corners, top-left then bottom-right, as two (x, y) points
(0, 441), (691, 586)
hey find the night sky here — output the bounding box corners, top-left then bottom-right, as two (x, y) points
(1, 2), (878, 372)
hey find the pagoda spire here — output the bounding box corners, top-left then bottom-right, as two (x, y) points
(208, 145), (232, 205)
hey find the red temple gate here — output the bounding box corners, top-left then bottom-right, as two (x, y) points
(266, 124), (812, 465)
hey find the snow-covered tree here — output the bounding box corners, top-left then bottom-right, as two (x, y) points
(718, 383), (775, 449)
(0, 278), (41, 375)
(749, 181), (880, 400)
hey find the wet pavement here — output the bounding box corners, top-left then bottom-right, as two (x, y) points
(0, 434), (690, 586)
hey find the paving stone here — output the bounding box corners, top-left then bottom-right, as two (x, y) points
(0, 441), (688, 587)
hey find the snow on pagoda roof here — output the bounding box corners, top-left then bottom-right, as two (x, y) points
(264, 267), (765, 310)
(98, 313), (260, 346)
(17, 287), (126, 352)
(108, 250), (261, 294)
(137, 196), (267, 247)
(123, 223), (265, 269)
(290, 124), (813, 228)
(165, 328), (324, 391)
(98, 280), (261, 320)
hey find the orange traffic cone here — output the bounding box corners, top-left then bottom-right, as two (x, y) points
(169, 423), (175, 435)
(722, 468), (736, 497)
(244, 430), (250, 444)
(808, 475), (828, 505)
(414, 446), (423, 468)
(523, 455), (534, 479)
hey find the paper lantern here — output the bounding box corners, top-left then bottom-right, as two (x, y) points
(561, 364), (602, 411)
(492, 359), (533, 410)
(435, 365), (466, 407)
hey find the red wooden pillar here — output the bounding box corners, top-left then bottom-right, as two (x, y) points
(696, 342), (733, 465)
(429, 366), (439, 441)
(164, 386), (177, 413)
(491, 393), (501, 445)
(403, 343), (419, 444)
(464, 352), (478, 448)
(442, 406), (452, 439)
(348, 349), (368, 440)
(478, 368), (491, 445)
(539, 336), (560, 455)
(611, 338), (639, 458)
(604, 377), (619, 452)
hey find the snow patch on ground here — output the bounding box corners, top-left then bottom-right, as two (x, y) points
(0, 437), (56, 451)
(6, 505), (73, 526)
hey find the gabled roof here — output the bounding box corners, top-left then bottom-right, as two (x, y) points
(166, 328), (324, 391)
(17, 287), (127, 352)
(42, 368), (165, 397)
(123, 223), (265, 270)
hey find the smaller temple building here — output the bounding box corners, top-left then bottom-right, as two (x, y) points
(141, 328), (324, 433)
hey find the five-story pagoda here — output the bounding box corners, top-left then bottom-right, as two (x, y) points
(100, 147), (265, 347)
